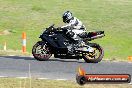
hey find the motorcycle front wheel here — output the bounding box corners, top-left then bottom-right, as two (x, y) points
(32, 41), (52, 61)
(82, 43), (104, 63)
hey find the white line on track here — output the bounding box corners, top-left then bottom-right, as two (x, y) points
(37, 78), (49, 80)
(0, 76), (8, 78)
(16, 77), (28, 79)
(0, 76), (68, 81)
(55, 79), (67, 81)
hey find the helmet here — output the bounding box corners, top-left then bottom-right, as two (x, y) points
(62, 11), (73, 23)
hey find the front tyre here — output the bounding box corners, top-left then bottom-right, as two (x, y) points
(83, 43), (104, 63)
(32, 41), (52, 61)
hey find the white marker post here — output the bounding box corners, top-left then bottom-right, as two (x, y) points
(4, 42), (6, 51)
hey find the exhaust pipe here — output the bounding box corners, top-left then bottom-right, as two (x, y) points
(90, 34), (105, 40)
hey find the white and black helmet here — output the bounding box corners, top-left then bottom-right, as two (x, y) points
(62, 11), (73, 23)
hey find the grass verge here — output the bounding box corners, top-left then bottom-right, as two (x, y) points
(0, 78), (131, 88)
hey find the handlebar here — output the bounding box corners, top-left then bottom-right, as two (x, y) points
(49, 24), (55, 28)
(43, 24), (72, 35)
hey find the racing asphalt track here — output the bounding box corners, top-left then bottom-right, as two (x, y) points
(0, 56), (132, 80)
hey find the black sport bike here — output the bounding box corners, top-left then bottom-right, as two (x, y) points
(32, 24), (105, 63)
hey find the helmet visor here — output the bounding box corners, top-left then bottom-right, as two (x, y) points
(63, 15), (67, 23)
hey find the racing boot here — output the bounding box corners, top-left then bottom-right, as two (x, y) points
(75, 40), (94, 53)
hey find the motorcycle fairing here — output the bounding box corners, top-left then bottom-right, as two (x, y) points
(40, 33), (71, 54)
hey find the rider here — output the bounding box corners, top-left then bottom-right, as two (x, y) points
(61, 11), (86, 46)
(59, 11), (95, 54)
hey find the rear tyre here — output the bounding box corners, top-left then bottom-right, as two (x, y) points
(83, 43), (104, 63)
(32, 41), (52, 61)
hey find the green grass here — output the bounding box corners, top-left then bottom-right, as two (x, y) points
(0, 50), (31, 56)
(0, 0), (132, 60)
(0, 78), (131, 88)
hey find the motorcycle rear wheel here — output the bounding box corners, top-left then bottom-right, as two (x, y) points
(32, 41), (52, 61)
(82, 43), (104, 63)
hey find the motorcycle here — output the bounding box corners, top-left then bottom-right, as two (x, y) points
(32, 24), (105, 63)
